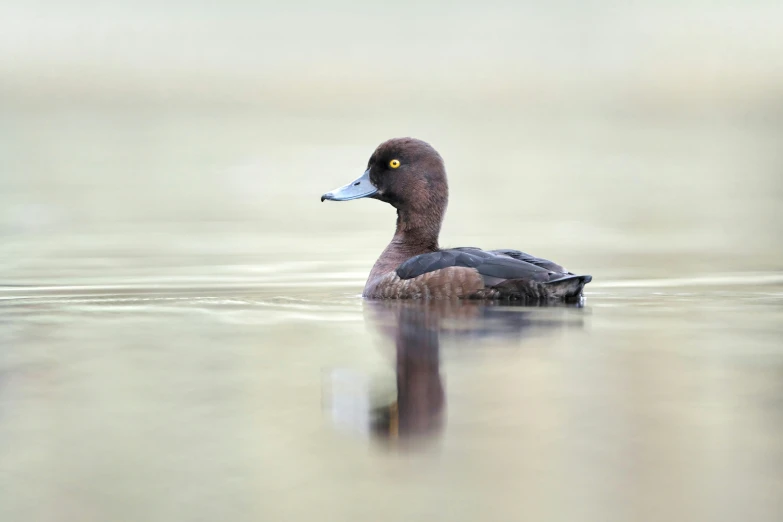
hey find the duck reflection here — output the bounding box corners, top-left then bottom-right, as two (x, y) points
(362, 299), (586, 443)
(369, 301), (446, 439)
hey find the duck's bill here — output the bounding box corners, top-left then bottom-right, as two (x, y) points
(321, 169), (378, 202)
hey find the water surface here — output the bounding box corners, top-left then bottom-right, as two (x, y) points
(1, 247), (782, 521)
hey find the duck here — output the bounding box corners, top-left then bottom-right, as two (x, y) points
(321, 138), (592, 302)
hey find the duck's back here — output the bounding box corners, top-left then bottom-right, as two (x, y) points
(364, 247), (591, 302)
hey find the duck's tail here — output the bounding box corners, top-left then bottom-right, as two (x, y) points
(482, 274), (592, 303)
(543, 274), (592, 300)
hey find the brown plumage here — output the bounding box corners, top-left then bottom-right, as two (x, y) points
(366, 267), (485, 300)
(321, 137), (592, 302)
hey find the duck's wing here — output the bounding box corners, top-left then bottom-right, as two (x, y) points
(487, 249), (569, 274)
(396, 247), (573, 286)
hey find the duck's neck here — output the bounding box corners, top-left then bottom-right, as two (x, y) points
(367, 205), (444, 285)
(392, 206), (442, 252)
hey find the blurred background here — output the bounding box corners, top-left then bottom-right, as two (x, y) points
(1, 2), (782, 522)
(1, 1), (781, 282)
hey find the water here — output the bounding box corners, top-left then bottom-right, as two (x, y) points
(1, 237), (782, 521)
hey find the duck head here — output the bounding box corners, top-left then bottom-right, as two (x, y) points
(321, 138), (449, 215)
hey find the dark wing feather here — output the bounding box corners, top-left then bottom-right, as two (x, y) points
(470, 256), (552, 281)
(489, 249), (568, 273)
(395, 249), (484, 279)
(396, 248), (568, 284)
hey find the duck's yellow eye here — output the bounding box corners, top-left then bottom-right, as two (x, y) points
(389, 159), (401, 169)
